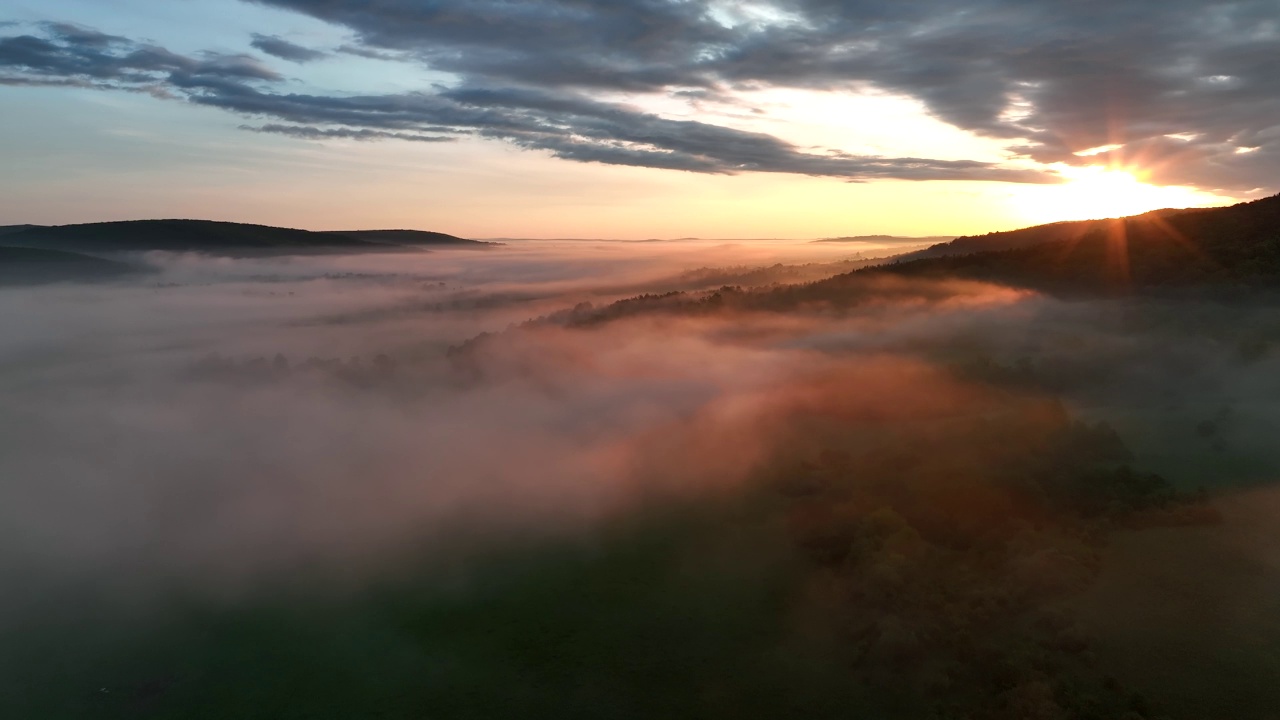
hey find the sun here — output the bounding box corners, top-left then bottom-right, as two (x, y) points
(1009, 164), (1233, 226)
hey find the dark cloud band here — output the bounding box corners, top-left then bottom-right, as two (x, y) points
(245, 0), (1280, 193)
(249, 34), (327, 64)
(242, 123), (453, 142)
(0, 20), (1052, 184)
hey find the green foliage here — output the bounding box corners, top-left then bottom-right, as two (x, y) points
(765, 389), (1210, 719)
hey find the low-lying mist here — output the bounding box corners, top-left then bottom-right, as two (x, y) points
(0, 240), (905, 589)
(3, 238), (1280, 718)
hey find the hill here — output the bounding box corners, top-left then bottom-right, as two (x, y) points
(321, 229), (498, 247)
(545, 194), (1280, 328)
(813, 235), (955, 245)
(873, 194), (1280, 292)
(0, 225), (43, 237)
(0, 220), (491, 256)
(0, 246), (142, 285)
(902, 211), (1189, 260)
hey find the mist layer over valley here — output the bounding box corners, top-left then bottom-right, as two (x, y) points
(1, 238), (898, 588)
(3, 228), (1280, 719)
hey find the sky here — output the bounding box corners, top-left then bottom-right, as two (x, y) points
(0, 0), (1275, 239)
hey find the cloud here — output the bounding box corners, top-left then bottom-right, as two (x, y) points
(250, 33), (326, 63)
(10, 0), (1280, 190)
(0, 19), (1055, 184)
(333, 44), (411, 62)
(433, 85), (1051, 181)
(241, 123), (455, 142)
(0, 21), (280, 91)
(198, 81), (1052, 181)
(243, 0), (1280, 193)
(250, 0), (731, 92)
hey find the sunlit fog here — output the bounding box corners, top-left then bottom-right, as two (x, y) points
(4, 1), (1280, 718)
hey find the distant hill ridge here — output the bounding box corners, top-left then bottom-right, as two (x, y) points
(549, 194), (1280, 329)
(0, 219), (494, 256)
(322, 229), (485, 246)
(0, 224), (43, 236)
(903, 209), (1194, 261)
(814, 235), (955, 245)
(872, 193), (1280, 291)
